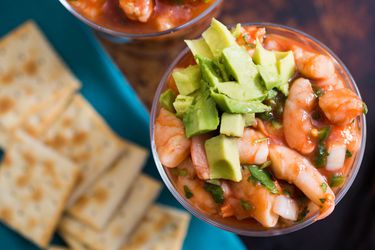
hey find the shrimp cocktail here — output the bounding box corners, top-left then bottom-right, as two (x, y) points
(151, 19), (366, 234)
(62, 0), (221, 38)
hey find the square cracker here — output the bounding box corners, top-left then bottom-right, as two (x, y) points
(68, 142), (148, 230)
(121, 204), (191, 250)
(0, 21), (80, 133)
(0, 130), (79, 248)
(59, 174), (161, 250)
(22, 88), (75, 137)
(43, 95), (126, 205)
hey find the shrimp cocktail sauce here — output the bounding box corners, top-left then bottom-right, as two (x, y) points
(154, 19), (367, 230)
(67, 0), (215, 34)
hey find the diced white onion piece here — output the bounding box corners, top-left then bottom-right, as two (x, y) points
(272, 195), (298, 221)
(326, 144), (346, 171)
(254, 143), (269, 164)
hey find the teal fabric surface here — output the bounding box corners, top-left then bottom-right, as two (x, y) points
(0, 1), (246, 249)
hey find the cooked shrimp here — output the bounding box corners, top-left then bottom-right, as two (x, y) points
(119, 0), (154, 23)
(191, 134), (210, 180)
(238, 128), (269, 165)
(283, 78), (316, 154)
(176, 175), (218, 215)
(264, 37), (287, 51)
(315, 73), (345, 91)
(293, 47), (335, 79)
(226, 170), (279, 227)
(71, 0), (106, 18)
(269, 144), (335, 217)
(325, 123), (360, 171)
(319, 88), (364, 125)
(154, 108), (191, 168)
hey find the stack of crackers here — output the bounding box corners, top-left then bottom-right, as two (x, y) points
(0, 21), (190, 250)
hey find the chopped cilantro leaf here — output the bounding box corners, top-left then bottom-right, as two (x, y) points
(247, 165), (278, 194)
(330, 175), (346, 188)
(345, 150), (352, 158)
(240, 199), (253, 211)
(297, 206), (309, 222)
(260, 160), (272, 169)
(314, 143), (329, 167)
(171, 168), (188, 177)
(204, 182), (224, 204)
(317, 127), (331, 142)
(183, 185), (193, 199)
(363, 102), (368, 114)
(321, 183), (327, 193)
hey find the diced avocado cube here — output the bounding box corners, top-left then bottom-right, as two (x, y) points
(185, 39), (214, 60)
(222, 46), (259, 85)
(231, 23), (243, 38)
(276, 51), (295, 95)
(202, 19), (237, 58)
(172, 65), (201, 95)
(211, 91), (271, 114)
(159, 89), (176, 113)
(278, 83), (289, 96)
(205, 135), (242, 182)
(183, 90), (219, 138)
(243, 113), (256, 127)
(220, 113), (244, 137)
(214, 59), (230, 82)
(257, 64), (281, 90)
(252, 40), (276, 65)
(173, 95), (194, 117)
(197, 56), (222, 88)
(216, 82), (265, 101)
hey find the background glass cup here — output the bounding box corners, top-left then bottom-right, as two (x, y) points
(58, 0), (223, 43)
(150, 23), (367, 236)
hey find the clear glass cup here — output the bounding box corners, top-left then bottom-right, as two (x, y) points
(58, 0), (223, 43)
(150, 23), (367, 236)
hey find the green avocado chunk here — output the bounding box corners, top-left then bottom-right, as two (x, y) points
(183, 88), (219, 138)
(220, 113), (244, 137)
(196, 56), (222, 88)
(159, 89), (176, 113)
(276, 51), (295, 95)
(173, 95), (194, 118)
(257, 64), (281, 90)
(222, 46), (259, 85)
(202, 19), (237, 58)
(205, 135), (242, 182)
(243, 113), (256, 127)
(252, 40), (276, 66)
(216, 82), (265, 101)
(185, 38), (214, 60)
(211, 91), (271, 114)
(172, 65), (201, 95)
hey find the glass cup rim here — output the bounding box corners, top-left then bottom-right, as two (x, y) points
(150, 22), (367, 237)
(58, 0), (223, 39)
